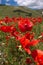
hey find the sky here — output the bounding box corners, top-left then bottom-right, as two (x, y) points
(0, 0), (43, 9)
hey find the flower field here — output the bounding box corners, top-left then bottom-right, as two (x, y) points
(0, 16), (43, 65)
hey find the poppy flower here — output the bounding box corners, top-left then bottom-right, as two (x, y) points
(40, 32), (43, 37)
(31, 49), (43, 65)
(26, 58), (32, 64)
(6, 36), (10, 40)
(20, 36), (31, 54)
(30, 39), (39, 46)
(32, 17), (37, 24)
(20, 36), (30, 48)
(37, 17), (42, 23)
(25, 32), (35, 40)
(3, 16), (12, 23)
(0, 26), (8, 32)
(17, 16), (24, 21)
(11, 31), (21, 40)
(20, 35), (39, 54)
(12, 17), (17, 22)
(18, 19), (33, 32)
(0, 26), (16, 33)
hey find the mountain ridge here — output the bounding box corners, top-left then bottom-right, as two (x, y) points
(0, 5), (43, 18)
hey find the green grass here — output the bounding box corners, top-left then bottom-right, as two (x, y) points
(0, 5), (42, 18)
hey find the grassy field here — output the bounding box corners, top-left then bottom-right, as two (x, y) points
(0, 5), (43, 18)
(0, 5), (43, 65)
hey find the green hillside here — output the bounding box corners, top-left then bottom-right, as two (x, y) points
(0, 5), (42, 18)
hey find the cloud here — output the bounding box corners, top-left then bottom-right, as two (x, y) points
(6, 0), (10, 2)
(5, 3), (10, 5)
(14, 0), (43, 9)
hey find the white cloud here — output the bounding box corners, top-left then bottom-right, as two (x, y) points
(5, 3), (10, 5)
(14, 0), (43, 9)
(6, 0), (10, 2)
(5, 0), (10, 5)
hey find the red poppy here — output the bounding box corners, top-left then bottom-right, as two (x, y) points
(20, 36), (31, 54)
(31, 49), (43, 65)
(20, 36), (30, 48)
(26, 58), (32, 64)
(41, 32), (43, 37)
(11, 31), (21, 40)
(20, 35), (39, 54)
(37, 17), (42, 23)
(0, 26), (16, 33)
(6, 36), (10, 40)
(30, 39), (39, 46)
(18, 19), (33, 32)
(25, 32), (35, 40)
(0, 19), (3, 24)
(0, 26), (8, 32)
(32, 17), (37, 24)
(3, 16), (12, 23)
(12, 17), (17, 22)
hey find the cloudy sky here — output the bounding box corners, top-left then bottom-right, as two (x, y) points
(0, 0), (43, 9)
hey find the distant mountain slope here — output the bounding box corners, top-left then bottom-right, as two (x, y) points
(36, 9), (43, 14)
(0, 5), (42, 18)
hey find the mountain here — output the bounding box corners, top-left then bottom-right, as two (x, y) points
(0, 5), (42, 18)
(36, 9), (43, 14)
